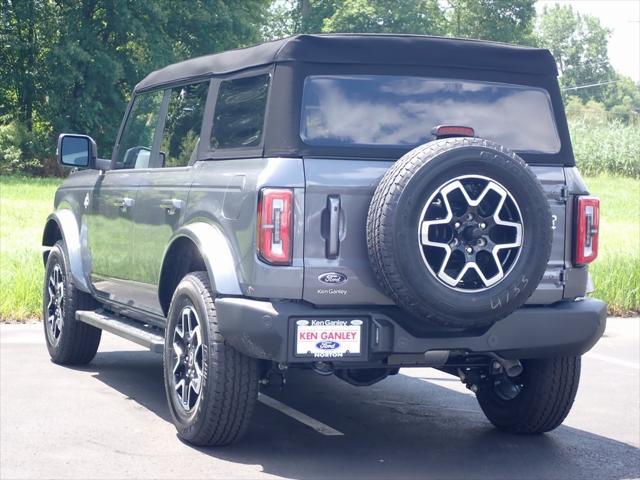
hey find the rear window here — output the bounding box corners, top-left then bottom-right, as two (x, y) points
(301, 75), (561, 154)
(211, 74), (270, 149)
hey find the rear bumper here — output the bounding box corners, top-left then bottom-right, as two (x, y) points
(215, 297), (607, 364)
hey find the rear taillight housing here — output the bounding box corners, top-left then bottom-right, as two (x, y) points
(574, 196), (600, 265)
(257, 188), (293, 265)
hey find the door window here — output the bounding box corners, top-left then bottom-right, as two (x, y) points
(210, 74), (270, 149)
(115, 90), (164, 169)
(159, 82), (209, 168)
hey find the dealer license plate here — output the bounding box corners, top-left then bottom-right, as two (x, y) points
(295, 319), (363, 358)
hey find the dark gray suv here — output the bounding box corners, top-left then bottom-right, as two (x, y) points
(42, 34), (606, 446)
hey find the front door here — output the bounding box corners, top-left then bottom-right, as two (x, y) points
(88, 88), (165, 307)
(129, 81), (210, 316)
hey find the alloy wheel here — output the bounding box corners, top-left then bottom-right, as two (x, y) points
(418, 175), (524, 292)
(46, 263), (65, 344)
(171, 305), (204, 412)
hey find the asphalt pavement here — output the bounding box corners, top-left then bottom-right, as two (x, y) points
(1, 318), (638, 480)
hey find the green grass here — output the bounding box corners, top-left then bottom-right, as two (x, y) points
(583, 175), (640, 315)
(570, 119), (640, 178)
(0, 174), (637, 321)
(0, 176), (60, 320)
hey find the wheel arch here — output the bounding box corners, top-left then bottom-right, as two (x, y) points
(158, 222), (242, 317)
(42, 210), (91, 292)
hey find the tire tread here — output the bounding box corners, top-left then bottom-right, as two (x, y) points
(477, 356), (581, 434)
(44, 241), (101, 365)
(164, 272), (258, 446)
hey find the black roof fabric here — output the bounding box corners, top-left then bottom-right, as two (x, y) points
(135, 34), (558, 91)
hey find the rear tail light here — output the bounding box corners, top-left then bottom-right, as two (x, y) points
(574, 196), (600, 265)
(257, 188), (293, 265)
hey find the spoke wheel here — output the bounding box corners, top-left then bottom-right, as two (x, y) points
(45, 264), (65, 345)
(163, 272), (259, 446)
(171, 305), (203, 412)
(418, 174), (523, 292)
(42, 240), (101, 365)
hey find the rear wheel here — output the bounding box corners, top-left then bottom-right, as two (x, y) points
(476, 356), (581, 434)
(43, 241), (102, 365)
(163, 272), (259, 446)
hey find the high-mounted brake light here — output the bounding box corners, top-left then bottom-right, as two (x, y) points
(574, 196), (599, 265)
(432, 125), (475, 139)
(257, 188), (293, 265)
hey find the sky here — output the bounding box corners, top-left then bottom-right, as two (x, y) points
(536, 0), (640, 82)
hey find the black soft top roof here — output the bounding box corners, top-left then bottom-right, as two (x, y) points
(135, 34), (558, 91)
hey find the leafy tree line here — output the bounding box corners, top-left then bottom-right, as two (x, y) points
(0, 0), (270, 173)
(1, 0), (638, 175)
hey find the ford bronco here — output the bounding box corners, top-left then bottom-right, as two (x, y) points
(42, 34), (606, 446)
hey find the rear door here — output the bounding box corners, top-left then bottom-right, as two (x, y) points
(300, 74), (568, 306)
(302, 159), (568, 307)
(303, 158), (395, 305)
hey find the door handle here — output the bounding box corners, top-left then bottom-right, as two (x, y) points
(113, 197), (135, 212)
(327, 195), (340, 258)
(160, 198), (183, 215)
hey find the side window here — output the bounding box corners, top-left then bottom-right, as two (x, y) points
(210, 74), (269, 149)
(159, 82), (209, 168)
(115, 90), (164, 169)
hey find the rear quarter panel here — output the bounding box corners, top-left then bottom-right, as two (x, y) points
(186, 158), (305, 299)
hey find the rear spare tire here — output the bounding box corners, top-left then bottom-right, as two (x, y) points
(367, 137), (552, 329)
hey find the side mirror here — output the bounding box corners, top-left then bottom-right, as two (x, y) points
(57, 134), (97, 169)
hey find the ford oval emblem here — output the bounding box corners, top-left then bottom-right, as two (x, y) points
(316, 340), (340, 350)
(318, 272), (347, 285)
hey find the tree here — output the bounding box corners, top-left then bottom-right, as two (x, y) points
(0, 0), (270, 172)
(266, 0), (536, 44)
(266, 0), (446, 36)
(537, 4), (613, 103)
(0, 0), (54, 131)
(443, 0), (536, 45)
(322, 0), (446, 35)
(602, 74), (640, 115)
(265, 0), (445, 38)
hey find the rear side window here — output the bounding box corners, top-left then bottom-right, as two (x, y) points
(115, 90), (164, 169)
(210, 74), (270, 149)
(160, 82), (208, 168)
(301, 75), (561, 154)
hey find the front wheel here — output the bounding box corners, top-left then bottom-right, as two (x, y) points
(476, 356), (581, 434)
(43, 241), (102, 365)
(163, 272), (259, 446)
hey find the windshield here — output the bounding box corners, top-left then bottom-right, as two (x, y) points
(301, 75), (561, 154)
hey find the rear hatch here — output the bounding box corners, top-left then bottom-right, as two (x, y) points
(302, 159), (567, 306)
(300, 74), (570, 306)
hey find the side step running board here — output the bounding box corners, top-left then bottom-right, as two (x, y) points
(76, 309), (165, 353)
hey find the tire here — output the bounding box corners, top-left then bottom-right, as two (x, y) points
(43, 241), (102, 365)
(367, 137), (552, 329)
(477, 356), (581, 434)
(163, 272), (259, 446)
